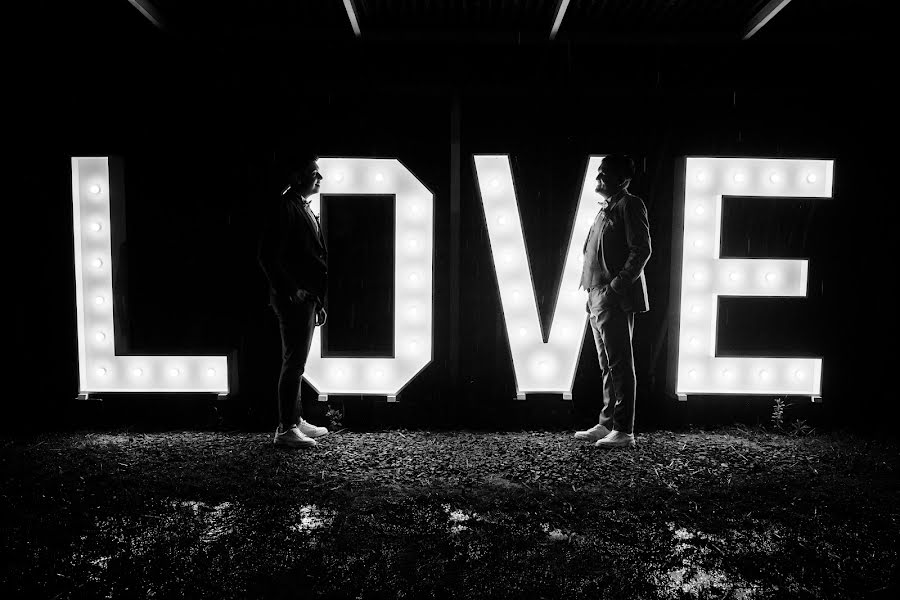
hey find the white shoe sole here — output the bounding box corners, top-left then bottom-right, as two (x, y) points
(301, 430), (329, 439)
(574, 428), (610, 442)
(594, 440), (636, 449)
(273, 437), (317, 448)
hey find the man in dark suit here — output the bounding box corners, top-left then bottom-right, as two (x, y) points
(258, 152), (330, 448)
(573, 155), (652, 448)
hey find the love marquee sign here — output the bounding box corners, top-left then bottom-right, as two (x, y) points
(71, 155), (833, 401)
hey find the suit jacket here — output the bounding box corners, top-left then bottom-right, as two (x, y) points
(257, 189), (328, 306)
(583, 191), (652, 313)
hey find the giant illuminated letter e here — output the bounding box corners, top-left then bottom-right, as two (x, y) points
(675, 157), (834, 398)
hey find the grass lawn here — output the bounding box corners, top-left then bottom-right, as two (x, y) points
(2, 428), (898, 599)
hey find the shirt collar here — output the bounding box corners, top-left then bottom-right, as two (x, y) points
(602, 188), (628, 211)
(282, 185), (312, 208)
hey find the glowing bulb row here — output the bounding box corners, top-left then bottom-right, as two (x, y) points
(685, 367), (809, 381)
(689, 270), (779, 282)
(694, 169), (819, 185)
(94, 366), (219, 377)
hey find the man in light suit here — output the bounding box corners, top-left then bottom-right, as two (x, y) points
(258, 151), (331, 448)
(574, 155), (652, 448)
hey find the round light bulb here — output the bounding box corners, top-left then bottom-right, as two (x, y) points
(689, 336), (698, 346)
(409, 272), (419, 282)
(90, 222), (102, 233)
(729, 272), (738, 281)
(695, 205), (705, 216)
(519, 328), (527, 337)
(696, 171), (707, 182)
(409, 341), (418, 352)
(497, 215), (507, 226)
(693, 239), (703, 248)
(794, 370), (805, 380)
(688, 369), (698, 379)
(806, 172), (817, 184)
(769, 172), (781, 184)
(733, 172), (745, 183)
(336, 369), (344, 377)
(490, 178), (500, 189)
(759, 369), (768, 380)
(512, 290), (521, 302)
(334, 172), (344, 182)
(375, 370), (384, 378)
(408, 239), (418, 250)
(722, 368), (730, 376)
(374, 173), (384, 183)
(94, 296), (105, 305)
(95, 331), (106, 342)
(89, 184), (102, 195)
(690, 305), (699, 314)
(96, 367), (107, 376)
(765, 272), (776, 282)
(409, 204), (421, 216)
(133, 368), (143, 377)
(170, 368), (181, 377)
(692, 272), (702, 281)
(92, 258), (103, 269)
(206, 368), (216, 377)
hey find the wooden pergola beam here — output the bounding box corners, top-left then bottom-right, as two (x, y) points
(743, 0), (793, 40)
(550, 0), (571, 40)
(126, 0), (166, 31)
(343, 0), (362, 37)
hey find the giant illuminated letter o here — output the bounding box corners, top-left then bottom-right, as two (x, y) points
(676, 157), (834, 397)
(303, 158), (434, 397)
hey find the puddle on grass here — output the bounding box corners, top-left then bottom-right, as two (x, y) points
(540, 522), (574, 542)
(442, 503), (472, 534)
(289, 504), (335, 533)
(658, 522), (761, 599)
(172, 500), (235, 543)
(441, 505), (575, 542)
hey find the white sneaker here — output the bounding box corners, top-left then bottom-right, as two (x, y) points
(594, 430), (636, 449)
(297, 418), (329, 439)
(574, 423), (611, 442)
(274, 425), (317, 448)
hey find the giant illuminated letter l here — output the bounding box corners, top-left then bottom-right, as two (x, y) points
(71, 157), (229, 394)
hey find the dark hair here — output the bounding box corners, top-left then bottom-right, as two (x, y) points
(601, 155), (635, 181)
(272, 146), (318, 184)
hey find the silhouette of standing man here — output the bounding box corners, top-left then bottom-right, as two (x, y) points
(258, 151), (331, 448)
(574, 155), (651, 449)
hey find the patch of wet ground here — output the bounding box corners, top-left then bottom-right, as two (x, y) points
(1, 428), (897, 599)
